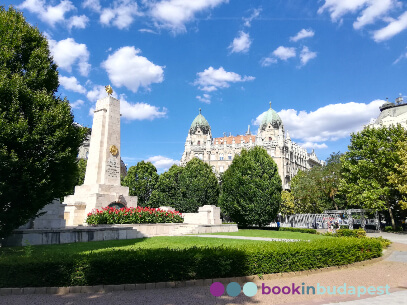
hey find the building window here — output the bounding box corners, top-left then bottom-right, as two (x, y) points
(219, 166), (224, 173)
(197, 141), (200, 145)
(269, 137), (272, 141)
(220, 153), (224, 161)
(198, 153), (203, 160)
(228, 154), (232, 160)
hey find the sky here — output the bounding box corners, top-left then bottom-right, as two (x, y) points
(6, 0), (407, 172)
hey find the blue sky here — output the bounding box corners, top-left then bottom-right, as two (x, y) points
(7, 0), (407, 171)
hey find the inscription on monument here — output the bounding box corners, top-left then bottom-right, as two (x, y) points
(106, 156), (119, 178)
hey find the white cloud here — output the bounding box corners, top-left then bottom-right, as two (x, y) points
(68, 15), (89, 30)
(149, 0), (229, 33)
(253, 100), (383, 143)
(194, 66), (255, 92)
(139, 28), (159, 34)
(353, 0), (398, 29)
(373, 11), (407, 42)
(83, 0), (141, 29)
(69, 99), (85, 109)
(119, 95), (167, 120)
(101, 46), (164, 93)
(243, 7), (261, 27)
(82, 0), (101, 12)
(146, 155), (180, 170)
(318, 0), (406, 40)
(87, 85), (118, 102)
(19, 0), (75, 26)
(394, 49), (407, 64)
(299, 142), (328, 149)
(318, 0), (370, 22)
(100, 0), (142, 29)
(196, 94), (211, 104)
(272, 46), (296, 61)
(290, 29), (315, 42)
(48, 37), (90, 76)
(260, 57), (278, 67)
(59, 76), (86, 94)
(300, 46), (317, 66)
(228, 31), (251, 54)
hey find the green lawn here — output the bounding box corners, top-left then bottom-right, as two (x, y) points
(0, 231), (328, 260)
(201, 229), (328, 241)
(0, 235), (310, 260)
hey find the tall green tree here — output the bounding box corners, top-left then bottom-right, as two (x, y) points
(388, 140), (407, 210)
(280, 190), (295, 216)
(219, 147), (282, 227)
(150, 159), (220, 213)
(178, 157), (219, 213)
(0, 7), (85, 238)
(291, 167), (324, 213)
(150, 164), (184, 209)
(291, 152), (346, 214)
(122, 161), (159, 207)
(340, 125), (407, 230)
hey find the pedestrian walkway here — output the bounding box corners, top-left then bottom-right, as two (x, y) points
(366, 232), (407, 245)
(193, 234), (302, 242)
(325, 290), (407, 305)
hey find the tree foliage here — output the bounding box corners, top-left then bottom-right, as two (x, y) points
(0, 7), (85, 238)
(339, 125), (407, 229)
(280, 190), (295, 216)
(122, 161), (159, 207)
(150, 159), (219, 213)
(76, 159), (87, 187)
(219, 147), (282, 227)
(388, 139), (407, 209)
(291, 152), (346, 214)
(150, 164), (184, 209)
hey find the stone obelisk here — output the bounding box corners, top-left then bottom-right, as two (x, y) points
(64, 86), (137, 226)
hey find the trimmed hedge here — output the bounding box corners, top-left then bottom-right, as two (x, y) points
(336, 228), (366, 238)
(0, 238), (382, 288)
(279, 227), (317, 234)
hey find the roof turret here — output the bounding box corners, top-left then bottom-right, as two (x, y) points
(190, 108), (211, 135)
(260, 102), (283, 130)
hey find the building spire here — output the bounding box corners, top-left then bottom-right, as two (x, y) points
(199, 108), (201, 114)
(269, 101), (272, 109)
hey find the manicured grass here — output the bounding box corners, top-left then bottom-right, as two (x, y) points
(0, 235), (383, 288)
(202, 229), (329, 241)
(0, 236), (280, 260)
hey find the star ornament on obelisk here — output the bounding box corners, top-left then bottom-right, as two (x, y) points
(63, 85), (137, 226)
(105, 85), (113, 96)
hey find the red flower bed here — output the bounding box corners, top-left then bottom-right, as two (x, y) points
(86, 206), (183, 225)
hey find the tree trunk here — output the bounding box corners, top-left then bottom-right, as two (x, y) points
(388, 204), (396, 230)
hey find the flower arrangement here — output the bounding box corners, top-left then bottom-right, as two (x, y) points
(86, 206), (184, 225)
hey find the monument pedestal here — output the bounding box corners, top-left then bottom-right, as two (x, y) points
(64, 94), (137, 226)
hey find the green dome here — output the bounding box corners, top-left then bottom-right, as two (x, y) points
(190, 109), (211, 134)
(260, 103), (282, 130)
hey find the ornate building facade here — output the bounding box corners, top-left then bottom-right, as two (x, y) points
(366, 95), (407, 129)
(181, 104), (324, 189)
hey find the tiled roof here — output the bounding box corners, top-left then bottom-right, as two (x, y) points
(213, 135), (256, 144)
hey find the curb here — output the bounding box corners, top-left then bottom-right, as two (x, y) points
(0, 245), (395, 296)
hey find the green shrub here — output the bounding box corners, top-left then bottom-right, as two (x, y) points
(384, 226), (403, 232)
(0, 238), (382, 288)
(279, 227), (317, 234)
(336, 228), (366, 238)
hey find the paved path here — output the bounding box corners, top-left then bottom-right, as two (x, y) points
(1, 235), (406, 305)
(325, 290), (407, 304)
(366, 232), (407, 245)
(193, 234), (302, 242)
